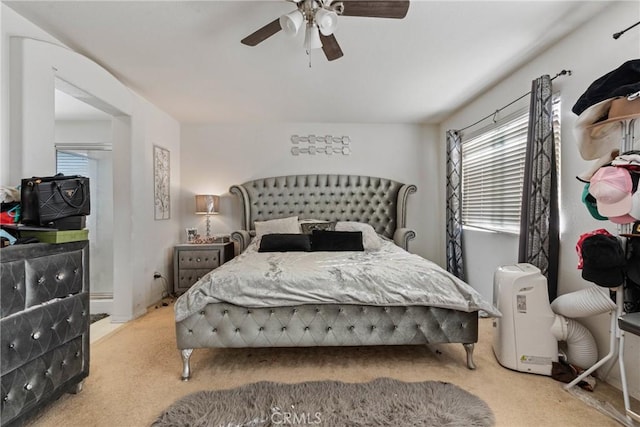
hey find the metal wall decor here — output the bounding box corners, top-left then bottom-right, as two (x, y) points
(153, 145), (170, 220)
(291, 134), (351, 156)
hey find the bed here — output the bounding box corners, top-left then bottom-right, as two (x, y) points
(174, 174), (499, 380)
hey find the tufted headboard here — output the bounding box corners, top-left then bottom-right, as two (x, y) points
(229, 174), (417, 250)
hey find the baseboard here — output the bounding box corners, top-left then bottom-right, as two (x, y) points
(90, 298), (113, 315)
(146, 296), (175, 314)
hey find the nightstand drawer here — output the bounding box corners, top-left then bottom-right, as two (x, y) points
(178, 250), (220, 269)
(173, 242), (234, 295)
(177, 268), (212, 288)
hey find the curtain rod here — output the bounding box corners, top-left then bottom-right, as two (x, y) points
(455, 69), (571, 134)
(613, 20), (640, 39)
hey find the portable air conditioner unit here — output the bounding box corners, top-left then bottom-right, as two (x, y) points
(492, 263), (558, 375)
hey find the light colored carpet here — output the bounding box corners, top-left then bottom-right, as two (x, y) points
(24, 301), (635, 427)
(152, 377), (495, 426)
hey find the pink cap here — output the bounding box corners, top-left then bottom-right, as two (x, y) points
(589, 166), (633, 217)
(609, 213), (636, 224)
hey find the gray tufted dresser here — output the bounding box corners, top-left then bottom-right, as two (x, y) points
(1, 241), (89, 426)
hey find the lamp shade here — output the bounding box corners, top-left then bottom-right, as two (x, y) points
(304, 24), (323, 50)
(280, 9), (304, 36)
(195, 195), (219, 214)
(315, 8), (338, 36)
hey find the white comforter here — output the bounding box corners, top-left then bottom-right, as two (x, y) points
(174, 238), (500, 322)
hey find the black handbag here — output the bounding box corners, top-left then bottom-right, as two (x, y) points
(21, 174), (90, 226)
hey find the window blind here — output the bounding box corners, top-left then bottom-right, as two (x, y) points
(461, 111), (528, 233)
(461, 96), (561, 234)
(56, 151), (89, 177)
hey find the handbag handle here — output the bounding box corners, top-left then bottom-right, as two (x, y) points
(53, 180), (87, 209)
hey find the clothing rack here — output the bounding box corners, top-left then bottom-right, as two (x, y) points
(564, 115), (638, 424)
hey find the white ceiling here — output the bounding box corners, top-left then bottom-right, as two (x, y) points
(5, 0), (611, 124)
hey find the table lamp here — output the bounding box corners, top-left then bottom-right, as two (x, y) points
(195, 194), (219, 239)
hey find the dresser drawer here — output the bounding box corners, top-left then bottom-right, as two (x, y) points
(178, 250), (220, 269)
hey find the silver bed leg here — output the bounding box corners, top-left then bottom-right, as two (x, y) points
(463, 343), (476, 370)
(181, 349), (193, 381)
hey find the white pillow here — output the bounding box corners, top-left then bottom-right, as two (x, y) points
(334, 221), (382, 251)
(254, 216), (300, 239)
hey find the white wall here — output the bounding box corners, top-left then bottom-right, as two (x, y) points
(1, 5), (181, 320)
(1, 5), (57, 184)
(180, 123), (442, 262)
(130, 101), (182, 311)
(54, 119), (112, 143)
(55, 119), (114, 297)
(441, 0), (640, 398)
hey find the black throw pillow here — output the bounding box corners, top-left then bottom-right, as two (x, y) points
(311, 230), (364, 252)
(259, 233), (311, 252)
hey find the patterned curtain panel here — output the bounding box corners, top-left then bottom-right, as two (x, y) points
(446, 130), (465, 280)
(518, 75), (560, 301)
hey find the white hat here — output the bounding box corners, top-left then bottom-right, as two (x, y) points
(611, 150), (640, 167)
(574, 96), (640, 161)
(576, 149), (619, 182)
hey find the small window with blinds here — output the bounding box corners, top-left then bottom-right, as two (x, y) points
(56, 151), (89, 177)
(461, 111), (528, 233)
(461, 97), (561, 234)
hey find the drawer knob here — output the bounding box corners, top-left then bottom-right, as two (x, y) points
(196, 258), (201, 262)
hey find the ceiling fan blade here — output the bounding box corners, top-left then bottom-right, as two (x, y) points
(241, 18), (282, 46)
(320, 34), (344, 61)
(340, 0), (410, 19)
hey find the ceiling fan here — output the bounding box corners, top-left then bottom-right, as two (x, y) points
(241, 0), (410, 61)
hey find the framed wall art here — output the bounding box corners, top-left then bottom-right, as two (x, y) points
(153, 145), (170, 220)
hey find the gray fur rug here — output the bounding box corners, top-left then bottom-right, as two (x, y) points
(153, 377), (495, 426)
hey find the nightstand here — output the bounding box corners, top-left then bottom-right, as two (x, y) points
(173, 242), (234, 295)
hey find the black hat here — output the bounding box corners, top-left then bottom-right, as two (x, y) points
(581, 234), (625, 287)
(627, 237), (640, 285)
(572, 59), (640, 116)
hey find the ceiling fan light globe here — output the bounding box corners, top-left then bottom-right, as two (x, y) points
(279, 10), (304, 36)
(304, 25), (323, 50)
(315, 8), (338, 35)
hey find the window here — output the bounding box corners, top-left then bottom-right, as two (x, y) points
(56, 151), (89, 176)
(461, 97), (561, 233)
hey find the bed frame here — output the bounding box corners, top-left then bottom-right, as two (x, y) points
(175, 174), (478, 380)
